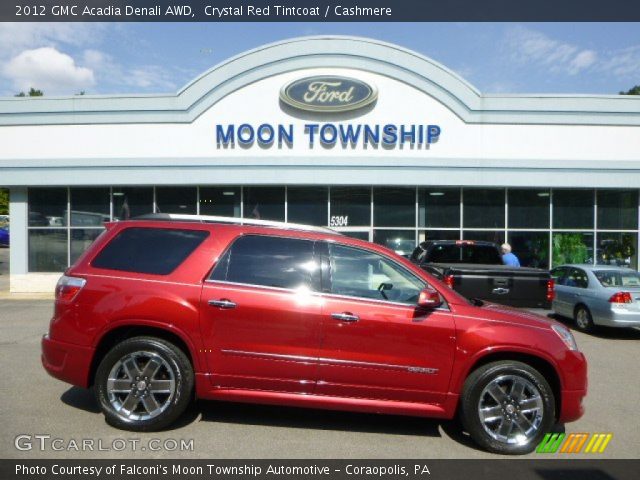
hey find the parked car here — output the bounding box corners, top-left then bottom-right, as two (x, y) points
(410, 240), (554, 308)
(0, 225), (9, 247)
(42, 214), (587, 455)
(551, 264), (640, 332)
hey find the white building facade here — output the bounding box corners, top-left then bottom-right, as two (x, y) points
(1, 36), (639, 292)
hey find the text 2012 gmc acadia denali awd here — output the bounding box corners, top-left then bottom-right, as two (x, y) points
(42, 215), (587, 454)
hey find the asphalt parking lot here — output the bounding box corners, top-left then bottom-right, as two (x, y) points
(0, 265), (638, 459)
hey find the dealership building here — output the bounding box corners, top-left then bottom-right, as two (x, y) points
(1, 36), (639, 292)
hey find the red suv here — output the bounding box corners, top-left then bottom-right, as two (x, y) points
(42, 215), (587, 454)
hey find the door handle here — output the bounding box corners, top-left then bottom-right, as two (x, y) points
(208, 299), (237, 309)
(331, 312), (359, 322)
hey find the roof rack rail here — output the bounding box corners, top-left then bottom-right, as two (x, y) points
(131, 213), (341, 235)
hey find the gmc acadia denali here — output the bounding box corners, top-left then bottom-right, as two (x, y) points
(42, 215), (587, 454)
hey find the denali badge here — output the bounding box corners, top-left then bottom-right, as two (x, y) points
(280, 75), (378, 113)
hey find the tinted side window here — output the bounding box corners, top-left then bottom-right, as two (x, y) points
(565, 268), (589, 289)
(92, 227), (209, 275)
(329, 243), (425, 304)
(210, 235), (319, 290)
(550, 267), (568, 285)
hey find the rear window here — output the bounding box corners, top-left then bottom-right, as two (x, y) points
(594, 270), (640, 288)
(92, 227), (209, 275)
(427, 244), (502, 264)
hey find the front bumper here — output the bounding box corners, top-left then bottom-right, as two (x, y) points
(558, 350), (588, 423)
(41, 334), (94, 388)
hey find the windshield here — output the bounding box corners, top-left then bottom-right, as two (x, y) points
(594, 270), (640, 288)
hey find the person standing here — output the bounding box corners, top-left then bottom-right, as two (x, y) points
(501, 243), (520, 267)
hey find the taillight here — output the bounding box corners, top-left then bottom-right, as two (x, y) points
(55, 275), (86, 303)
(546, 279), (555, 301)
(444, 274), (455, 288)
(609, 291), (633, 304)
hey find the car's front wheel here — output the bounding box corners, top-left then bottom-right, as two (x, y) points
(95, 336), (194, 431)
(460, 360), (555, 455)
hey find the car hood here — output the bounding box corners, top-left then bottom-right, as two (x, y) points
(474, 301), (558, 330)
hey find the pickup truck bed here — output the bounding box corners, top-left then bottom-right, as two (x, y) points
(411, 241), (553, 309)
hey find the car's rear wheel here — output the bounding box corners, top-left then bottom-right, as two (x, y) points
(460, 360), (555, 455)
(95, 336), (193, 431)
(574, 305), (595, 333)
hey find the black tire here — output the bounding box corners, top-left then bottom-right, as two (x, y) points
(460, 360), (555, 455)
(574, 305), (595, 333)
(94, 336), (194, 431)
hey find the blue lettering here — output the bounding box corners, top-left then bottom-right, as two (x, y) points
(338, 124), (361, 145)
(237, 124), (254, 145)
(363, 125), (380, 145)
(320, 123), (338, 144)
(216, 124), (234, 145)
(427, 125), (441, 143)
(305, 124), (319, 145)
(256, 124), (274, 144)
(382, 124), (398, 145)
(400, 125), (416, 144)
(278, 124), (294, 145)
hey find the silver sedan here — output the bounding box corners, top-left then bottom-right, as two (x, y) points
(551, 264), (640, 332)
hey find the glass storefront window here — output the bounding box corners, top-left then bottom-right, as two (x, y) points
(113, 187), (154, 220)
(330, 187), (370, 227)
(287, 187), (328, 226)
(29, 229), (68, 272)
(597, 190), (638, 230)
(418, 230), (461, 243)
(70, 188), (110, 226)
(596, 232), (638, 268)
(70, 229), (104, 264)
(373, 230), (416, 256)
(28, 188), (67, 227)
(199, 187), (241, 217)
(155, 187), (197, 214)
(463, 230), (505, 245)
(552, 232), (594, 266)
(508, 231), (550, 269)
(373, 187), (415, 227)
(463, 189), (505, 228)
(419, 188), (460, 228)
(553, 189), (594, 229)
(244, 187), (285, 221)
(508, 189), (550, 229)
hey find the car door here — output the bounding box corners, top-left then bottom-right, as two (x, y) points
(561, 267), (590, 315)
(315, 242), (456, 405)
(199, 234), (323, 394)
(551, 267), (570, 316)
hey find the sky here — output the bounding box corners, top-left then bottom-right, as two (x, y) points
(0, 22), (638, 97)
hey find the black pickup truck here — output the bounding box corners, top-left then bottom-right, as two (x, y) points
(410, 240), (553, 308)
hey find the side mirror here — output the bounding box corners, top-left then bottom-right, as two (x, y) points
(418, 288), (443, 308)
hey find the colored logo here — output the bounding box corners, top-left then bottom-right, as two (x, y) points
(280, 75), (378, 113)
(536, 433), (613, 454)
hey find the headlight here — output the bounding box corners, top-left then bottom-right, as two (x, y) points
(552, 324), (578, 351)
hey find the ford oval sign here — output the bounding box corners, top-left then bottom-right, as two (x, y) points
(280, 75), (377, 113)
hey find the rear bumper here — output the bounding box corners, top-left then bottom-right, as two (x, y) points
(41, 334), (94, 388)
(595, 308), (640, 328)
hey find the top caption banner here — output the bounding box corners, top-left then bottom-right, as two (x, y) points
(3, 0), (640, 21)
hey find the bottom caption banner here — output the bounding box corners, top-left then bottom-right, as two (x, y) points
(3, 459), (639, 480)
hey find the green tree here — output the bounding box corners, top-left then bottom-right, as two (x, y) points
(620, 85), (640, 95)
(553, 233), (589, 266)
(0, 189), (8, 216)
(15, 88), (44, 97)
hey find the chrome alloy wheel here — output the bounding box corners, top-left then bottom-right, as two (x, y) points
(107, 351), (176, 421)
(477, 374), (544, 445)
(576, 309), (590, 330)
